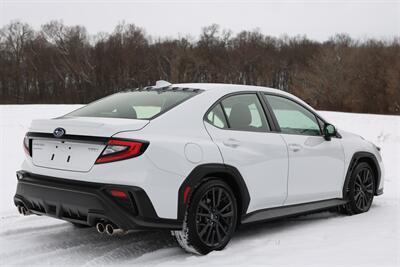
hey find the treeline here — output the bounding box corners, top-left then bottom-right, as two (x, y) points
(0, 21), (399, 114)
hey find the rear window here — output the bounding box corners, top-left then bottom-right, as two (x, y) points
(65, 90), (198, 120)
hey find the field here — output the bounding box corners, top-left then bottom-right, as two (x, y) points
(0, 105), (398, 266)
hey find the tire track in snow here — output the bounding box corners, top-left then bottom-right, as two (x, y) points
(0, 215), (177, 266)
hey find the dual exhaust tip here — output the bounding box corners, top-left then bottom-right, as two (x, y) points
(17, 206), (122, 236)
(96, 222), (124, 236)
(17, 205), (30, 216)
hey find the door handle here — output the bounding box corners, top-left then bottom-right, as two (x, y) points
(288, 143), (302, 152)
(223, 138), (241, 148)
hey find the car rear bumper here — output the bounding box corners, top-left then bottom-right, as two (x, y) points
(14, 171), (182, 230)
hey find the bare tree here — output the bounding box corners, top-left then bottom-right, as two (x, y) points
(0, 21), (398, 115)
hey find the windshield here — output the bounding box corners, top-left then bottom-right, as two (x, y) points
(65, 90), (198, 120)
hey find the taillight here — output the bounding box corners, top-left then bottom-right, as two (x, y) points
(23, 135), (31, 156)
(95, 139), (148, 164)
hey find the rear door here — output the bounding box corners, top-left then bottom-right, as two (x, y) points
(204, 93), (288, 212)
(263, 94), (345, 205)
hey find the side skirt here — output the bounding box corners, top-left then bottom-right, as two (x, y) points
(241, 199), (347, 224)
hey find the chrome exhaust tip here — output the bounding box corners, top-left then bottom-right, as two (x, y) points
(18, 206), (30, 216)
(96, 222), (105, 234)
(105, 224), (124, 236)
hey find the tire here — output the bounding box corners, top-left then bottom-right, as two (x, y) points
(341, 162), (375, 215)
(173, 179), (238, 255)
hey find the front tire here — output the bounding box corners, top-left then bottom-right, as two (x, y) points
(173, 179), (238, 255)
(342, 162), (375, 215)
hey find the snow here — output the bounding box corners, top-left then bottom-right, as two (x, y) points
(0, 105), (399, 266)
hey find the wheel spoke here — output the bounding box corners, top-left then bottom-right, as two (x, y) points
(199, 223), (211, 237)
(354, 191), (362, 200)
(357, 195), (363, 208)
(210, 228), (216, 245)
(217, 221), (228, 235)
(365, 189), (373, 195)
(220, 202), (232, 213)
(205, 224), (213, 242)
(362, 194), (368, 209)
(199, 201), (211, 213)
(363, 170), (369, 183)
(197, 212), (211, 218)
(215, 225), (222, 243)
(216, 188), (222, 207)
(355, 180), (362, 189)
(212, 188), (216, 208)
(221, 210), (234, 218)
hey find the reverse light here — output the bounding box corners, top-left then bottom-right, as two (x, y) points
(95, 139), (148, 164)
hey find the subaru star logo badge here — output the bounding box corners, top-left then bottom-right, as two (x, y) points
(53, 127), (65, 138)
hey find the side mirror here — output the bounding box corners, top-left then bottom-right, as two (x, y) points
(323, 124), (336, 141)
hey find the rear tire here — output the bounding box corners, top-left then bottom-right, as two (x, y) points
(341, 162), (375, 215)
(173, 179), (238, 255)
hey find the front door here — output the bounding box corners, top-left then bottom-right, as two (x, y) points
(264, 94), (345, 205)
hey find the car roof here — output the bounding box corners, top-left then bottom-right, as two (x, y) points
(172, 83), (324, 121)
(172, 83), (283, 94)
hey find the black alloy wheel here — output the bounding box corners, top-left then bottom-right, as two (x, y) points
(195, 186), (235, 247)
(173, 179), (238, 255)
(353, 167), (374, 211)
(341, 162), (375, 215)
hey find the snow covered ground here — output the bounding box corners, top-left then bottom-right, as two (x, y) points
(0, 105), (399, 266)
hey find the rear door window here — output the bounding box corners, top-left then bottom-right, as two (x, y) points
(205, 104), (228, 129)
(205, 94), (270, 132)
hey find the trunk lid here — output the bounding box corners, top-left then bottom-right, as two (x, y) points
(30, 116), (149, 137)
(29, 116), (149, 172)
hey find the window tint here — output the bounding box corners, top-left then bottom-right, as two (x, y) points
(220, 94), (269, 131)
(265, 94), (321, 136)
(66, 90), (197, 120)
(206, 104), (228, 129)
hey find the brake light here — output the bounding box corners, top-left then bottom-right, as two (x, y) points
(95, 139), (148, 164)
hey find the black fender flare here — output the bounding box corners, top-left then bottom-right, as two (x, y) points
(342, 151), (381, 199)
(177, 163), (250, 221)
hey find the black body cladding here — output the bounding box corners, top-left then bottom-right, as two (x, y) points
(14, 171), (182, 230)
(342, 151), (382, 199)
(177, 164), (251, 221)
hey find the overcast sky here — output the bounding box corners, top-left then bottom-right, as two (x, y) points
(1, 0), (399, 41)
